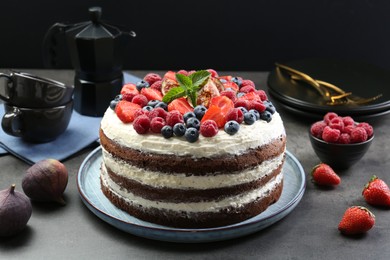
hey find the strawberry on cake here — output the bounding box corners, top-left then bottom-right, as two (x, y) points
(99, 69), (287, 228)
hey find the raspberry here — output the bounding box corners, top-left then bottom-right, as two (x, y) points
(206, 69), (219, 77)
(150, 117), (166, 133)
(234, 99), (249, 110)
(200, 120), (219, 137)
(357, 122), (374, 138)
(223, 81), (239, 92)
(338, 133), (351, 144)
(148, 107), (168, 120)
(310, 121), (327, 139)
(143, 73), (162, 85)
(249, 100), (266, 113)
(226, 108), (244, 124)
(122, 92), (137, 102)
(131, 94), (148, 107)
(150, 80), (163, 91)
(350, 127), (368, 143)
(254, 90), (268, 101)
(323, 112), (338, 124)
(240, 79), (255, 88)
(134, 108), (149, 118)
(322, 126), (340, 143)
(239, 85), (255, 93)
(329, 117), (344, 132)
(133, 115), (150, 134)
(342, 116), (355, 126)
(220, 90), (237, 102)
(166, 110), (184, 127)
(342, 124), (355, 134)
(177, 70), (189, 76)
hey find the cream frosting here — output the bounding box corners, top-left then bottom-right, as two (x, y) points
(102, 148), (285, 189)
(100, 108), (285, 158)
(101, 167), (283, 213)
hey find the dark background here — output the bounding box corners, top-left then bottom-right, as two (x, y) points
(1, 0), (390, 71)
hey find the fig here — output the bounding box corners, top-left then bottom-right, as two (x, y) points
(0, 184), (32, 237)
(22, 159), (68, 205)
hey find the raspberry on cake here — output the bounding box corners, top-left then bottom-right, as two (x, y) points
(99, 69), (287, 228)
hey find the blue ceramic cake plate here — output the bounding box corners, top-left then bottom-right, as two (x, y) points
(77, 147), (306, 243)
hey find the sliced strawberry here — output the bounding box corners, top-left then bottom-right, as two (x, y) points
(239, 92), (262, 102)
(115, 100), (142, 123)
(218, 75), (233, 82)
(201, 96), (234, 128)
(222, 81), (239, 92)
(167, 97), (193, 115)
(163, 71), (177, 81)
(141, 87), (163, 101)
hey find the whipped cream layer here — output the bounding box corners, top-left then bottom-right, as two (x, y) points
(102, 148), (285, 189)
(101, 167), (283, 213)
(100, 108), (285, 158)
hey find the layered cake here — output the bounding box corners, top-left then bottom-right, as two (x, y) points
(99, 69), (286, 228)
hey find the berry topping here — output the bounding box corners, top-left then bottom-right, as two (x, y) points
(222, 81), (239, 92)
(244, 112), (256, 125)
(260, 111), (273, 122)
(115, 101), (142, 123)
(322, 126), (340, 143)
(134, 108), (149, 118)
(234, 99), (249, 110)
(224, 120), (240, 135)
(150, 80), (163, 91)
(249, 109), (260, 120)
(155, 101), (168, 111)
(254, 90), (268, 101)
(240, 85), (255, 93)
(183, 112), (196, 123)
(161, 125), (173, 139)
(186, 117), (201, 130)
(150, 117), (166, 133)
(173, 123), (187, 137)
(141, 87), (163, 101)
(263, 100), (276, 114)
(166, 111), (184, 127)
(200, 120), (218, 137)
(143, 105), (154, 111)
(143, 73), (162, 85)
(136, 80), (150, 91)
(249, 100), (266, 113)
(185, 127), (199, 143)
(148, 107), (168, 120)
(110, 99), (119, 110)
(167, 97), (193, 115)
(220, 90), (237, 102)
(193, 105), (207, 120)
(121, 83), (139, 101)
(231, 76), (242, 86)
(133, 115), (150, 134)
(206, 69), (219, 78)
(240, 79), (255, 89)
(147, 100), (160, 107)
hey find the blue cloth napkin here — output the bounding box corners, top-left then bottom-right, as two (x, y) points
(0, 72), (141, 164)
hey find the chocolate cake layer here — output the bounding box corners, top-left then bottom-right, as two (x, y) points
(104, 160), (284, 203)
(101, 178), (283, 228)
(100, 129), (286, 175)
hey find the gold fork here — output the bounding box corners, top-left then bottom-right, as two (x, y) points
(275, 63), (382, 105)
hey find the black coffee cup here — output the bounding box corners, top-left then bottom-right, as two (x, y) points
(0, 71), (74, 108)
(1, 101), (73, 143)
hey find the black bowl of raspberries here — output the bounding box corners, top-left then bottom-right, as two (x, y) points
(309, 112), (374, 170)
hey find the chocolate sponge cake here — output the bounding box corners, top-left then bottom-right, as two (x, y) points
(99, 70), (286, 228)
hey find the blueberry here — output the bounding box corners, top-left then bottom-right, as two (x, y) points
(161, 125), (173, 138)
(237, 92), (245, 98)
(173, 123), (186, 137)
(186, 117), (200, 130)
(260, 111), (273, 122)
(249, 109), (260, 120)
(155, 101), (168, 110)
(136, 80), (150, 91)
(238, 106), (248, 115)
(147, 100), (160, 107)
(143, 105), (153, 111)
(114, 94), (123, 101)
(231, 77), (242, 86)
(185, 127), (199, 143)
(244, 112), (256, 125)
(109, 99), (119, 110)
(224, 120), (240, 135)
(194, 105), (207, 120)
(264, 100), (276, 114)
(183, 112), (196, 123)
(219, 78), (227, 84)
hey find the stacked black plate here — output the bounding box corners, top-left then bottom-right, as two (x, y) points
(267, 59), (390, 122)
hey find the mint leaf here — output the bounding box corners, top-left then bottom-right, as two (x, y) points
(190, 70), (211, 87)
(162, 87), (186, 104)
(175, 73), (192, 91)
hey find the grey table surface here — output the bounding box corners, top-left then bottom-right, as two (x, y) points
(1, 69), (389, 260)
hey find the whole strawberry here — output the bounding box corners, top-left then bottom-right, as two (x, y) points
(338, 206), (375, 235)
(311, 163), (341, 186)
(362, 175), (390, 207)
